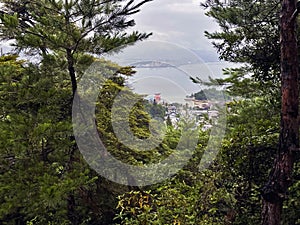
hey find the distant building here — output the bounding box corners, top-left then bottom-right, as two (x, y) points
(184, 97), (211, 110)
(184, 97), (195, 108)
(164, 104), (180, 127)
(208, 110), (219, 119)
(167, 105), (177, 114)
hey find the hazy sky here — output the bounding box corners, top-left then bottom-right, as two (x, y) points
(131, 0), (219, 53)
(106, 0), (236, 103)
(0, 0), (220, 59)
(0, 0), (232, 103)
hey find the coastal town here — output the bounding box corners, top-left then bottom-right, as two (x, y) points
(144, 92), (221, 130)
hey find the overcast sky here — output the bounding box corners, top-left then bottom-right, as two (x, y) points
(0, 0), (233, 102)
(0, 0), (226, 65)
(0, 0), (220, 59)
(131, 0), (219, 55)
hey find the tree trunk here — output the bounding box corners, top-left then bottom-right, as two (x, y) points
(66, 48), (77, 96)
(67, 193), (79, 225)
(262, 0), (299, 224)
(66, 48), (79, 224)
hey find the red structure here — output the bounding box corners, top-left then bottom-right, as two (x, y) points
(154, 93), (161, 103)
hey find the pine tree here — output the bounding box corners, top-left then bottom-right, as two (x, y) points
(261, 1), (299, 224)
(0, 0), (152, 95)
(202, 0), (300, 224)
(0, 1), (154, 224)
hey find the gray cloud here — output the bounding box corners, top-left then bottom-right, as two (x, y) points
(0, 1), (222, 62)
(133, 0), (220, 53)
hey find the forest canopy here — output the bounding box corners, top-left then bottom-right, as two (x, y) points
(0, 0), (300, 225)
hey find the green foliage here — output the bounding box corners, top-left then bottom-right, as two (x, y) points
(144, 101), (166, 120)
(2, 1), (299, 225)
(166, 115), (172, 127)
(115, 190), (155, 225)
(199, 1), (299, 223)
(0, 55), (91, 224)
(190, 89), (208, 100)
(0, 0), (153, 96)
(189, 88), (231, 101)
(202, 0), (281, 83)
(0, 55), (136, 225)
(113, 94), (281, 224)
(0, 0), (154, 224)
(0, 0), (152, 55)
(282, 162), (300, 225)
(218, 97), (279, 224)
(95, 75), (171, 167)
(114, 126), (235, 225)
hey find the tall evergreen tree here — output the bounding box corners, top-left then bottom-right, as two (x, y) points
(0, 1), (153, 224)
(201, 0), (281, 97)
(261, 1), (299, 224)
(202, 0), (300, 224)
(0, 0), (152, 95)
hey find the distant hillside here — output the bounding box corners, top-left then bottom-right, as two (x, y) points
(189, 88), (230, 101)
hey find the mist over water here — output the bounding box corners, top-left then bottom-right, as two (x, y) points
(127, 67), (199, 104)
(105, 41), (239, 104)
(127, 62), (234, 104)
